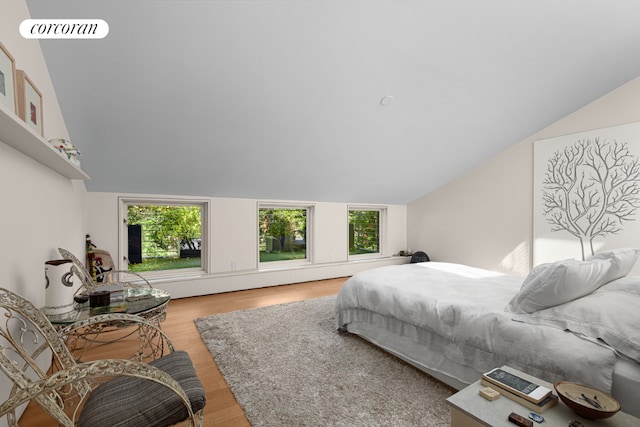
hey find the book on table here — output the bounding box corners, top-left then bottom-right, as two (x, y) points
(479, 377), (558, 412)
(482, 367), (552, 403)
(480, 367), (558, 413)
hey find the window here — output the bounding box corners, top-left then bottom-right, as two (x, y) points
(258, 205), (309, 264)
(349, 208), (383, 257)
(120, 198), (208, 275)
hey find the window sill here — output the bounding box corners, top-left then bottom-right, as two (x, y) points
(147, 256), (410, 298)
(140, 256), (410, 287)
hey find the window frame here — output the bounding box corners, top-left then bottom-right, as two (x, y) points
(347, 206), (386, 260)
(257, 202), (313, 268)
(118, 196), (210, 279)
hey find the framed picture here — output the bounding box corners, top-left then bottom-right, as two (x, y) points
(0, 41), (17, 114)
(16, 69), (43, 135)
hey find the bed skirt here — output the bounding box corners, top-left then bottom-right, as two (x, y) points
(342, 310), (640, 418)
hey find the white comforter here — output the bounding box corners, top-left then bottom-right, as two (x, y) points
(335, 262), (619, 393)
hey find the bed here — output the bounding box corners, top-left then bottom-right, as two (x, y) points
(335, 249), (640, 418)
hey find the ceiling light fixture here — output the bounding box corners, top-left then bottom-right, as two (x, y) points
(380, 95), (394, 106)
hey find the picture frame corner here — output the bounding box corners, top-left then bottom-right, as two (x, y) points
(15, 68), (44, 136)
(0, 39), (18, 115)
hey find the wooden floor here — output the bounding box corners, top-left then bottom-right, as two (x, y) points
(18, 277), (348, 426)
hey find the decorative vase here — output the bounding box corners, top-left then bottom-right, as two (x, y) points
(43, 259), (75, 315)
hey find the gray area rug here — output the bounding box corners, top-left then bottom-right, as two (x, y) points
(195, 296), (454, 426)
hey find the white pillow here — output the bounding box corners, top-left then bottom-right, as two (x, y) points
(506, 258), (611, 314)
(587, 248), (640, 284)
(512, 275), (640, 362)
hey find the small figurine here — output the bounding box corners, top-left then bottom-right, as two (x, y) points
(86, 234), (96, 281)
(49, 138), (82, 165)
(94, 254), (113, 282)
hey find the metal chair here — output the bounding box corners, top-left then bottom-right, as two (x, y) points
(0, 287), (206, 427)
(58, 247), (152, 292)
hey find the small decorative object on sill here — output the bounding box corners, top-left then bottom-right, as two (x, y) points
(410, 251), (430, 263)
(43, 259), (75, 315)
(49, 138), (82, 166)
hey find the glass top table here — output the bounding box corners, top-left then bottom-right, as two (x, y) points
(46, 287), (170, 326)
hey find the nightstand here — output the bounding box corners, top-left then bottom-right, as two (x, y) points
(446, 366), (639, 427)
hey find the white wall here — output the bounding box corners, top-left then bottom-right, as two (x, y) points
(87, 192), (408, 298)
(408, 75), (640, 276)
(0, 2), (88, 425)
(0, 1), (88, 312)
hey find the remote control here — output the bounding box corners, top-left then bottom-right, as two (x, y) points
(482, 368), (552, 403)
(508, 412), (533, 427)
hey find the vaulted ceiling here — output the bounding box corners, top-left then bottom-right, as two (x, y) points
(26, 0), (640, 204)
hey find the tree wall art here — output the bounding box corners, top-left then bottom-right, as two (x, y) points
(533, 122), (640, 274)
